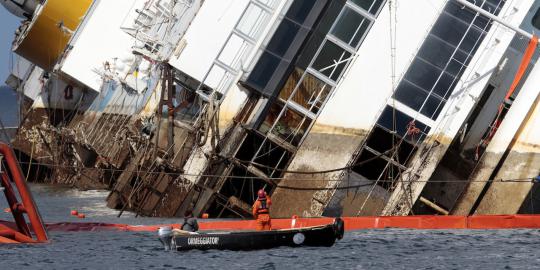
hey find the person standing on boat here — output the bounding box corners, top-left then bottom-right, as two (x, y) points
(252, 189), (272, 231)
(181, 210), (199, 232)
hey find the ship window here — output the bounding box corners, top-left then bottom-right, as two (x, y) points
(246, 51), (281, 90)
(431, 12), (485, 54)
(286, 0), (316, 24)
(289, 71), (332, 114)
(445, 2), (491, 30)
(366, 125), (396, 154)
(417, 35), (468, 77)
(295, 1), (347, 70)
(352, 149), (404, 190)
(353, 150), (389, 181)
(312, 40), (352, 81)
(392, 0), (501, 120)
(259, 102), (284, 134)
(236, 3), (271, 40)
(478, 0), (504, 14)
(421, 95), (445, 120)
(394, 81), (429, 111)
(331, 7), (371, 47)
(533, 8), (540, 30)
(458, 27), (484, 54)
(366, 126), (419, 164)
(235, 132), (266, 162)
(278, 68), (304, 102)
(350, 0), (385, 15)
(270, 107), (312, 147)
(253, 140), (292, 177)
(266, 19), (302, 57)
(353, 122), (420, 189)
(376, 106), (430, 143)
(220, 166), (258, 200)
(404, 58), (445, 91)
(432, 73), (458, 100)
(431, 13), (471, 49)
(258, 0), (280, 8)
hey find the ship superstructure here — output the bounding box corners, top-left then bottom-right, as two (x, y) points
(3, 0), (540, 218)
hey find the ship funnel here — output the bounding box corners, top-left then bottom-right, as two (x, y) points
(1, 0), (40, 18)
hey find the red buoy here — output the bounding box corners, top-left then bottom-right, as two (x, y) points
(70, 210), (78, 216)
(77, 213), (85, 219)
(202, 213), (209, 219)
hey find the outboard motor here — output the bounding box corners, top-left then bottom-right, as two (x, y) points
(158, 226), (173, 251)
(333, 218), (345, 240)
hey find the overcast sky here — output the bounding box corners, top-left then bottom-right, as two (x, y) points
(0, 7), (21, 129)
(0, 7), (19, 82)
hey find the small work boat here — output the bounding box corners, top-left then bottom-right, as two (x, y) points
(158, 218), (345, 251)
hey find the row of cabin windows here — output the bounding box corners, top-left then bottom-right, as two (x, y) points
(255, 1), (381, 146)
(249, 0), (382, 149)
(331, 6), (371, 48)
(246, 0), (381, 97)
(351, 0), (385, 14)
(354, 0), (505, 190)
(352, 106), (431, 189)
(235, 130), (293, 178)
(229, 0), (385, 187)
(245, 0), (336, 96)
(393, 0), (504, 121)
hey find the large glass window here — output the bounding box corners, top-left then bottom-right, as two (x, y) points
(269, 106), (312, 147)
(244, 1), (329, 97)
(246, 51), (280, 90)
(352, 0), (505, 188)
(312, 40), (353, 81)
(266, 19), (302, 57)
(331, 7), (371, 47)
(278, 68), (304, 102)
(285, 0), (318, 24)
(353, 106), (430, 189)
(289, 72), (332, 114)
(350, 0), (385, 14)
(392, 0), (504, 120)
(259, 102), (285, 134)
(258, 102), (312, 147)
(253, 139), (293, 177)
(236, 0), (387, 184)
(417, 35), (468, 77)
(376, 106), (430, 143)
(532, 7), (540, 30)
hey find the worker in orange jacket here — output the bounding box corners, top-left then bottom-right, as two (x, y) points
(252, 189), (272, 231)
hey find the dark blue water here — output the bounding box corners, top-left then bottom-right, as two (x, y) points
(1, 184), (539, 269)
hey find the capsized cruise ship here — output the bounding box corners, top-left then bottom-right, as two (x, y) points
(2, 0), (540, 218)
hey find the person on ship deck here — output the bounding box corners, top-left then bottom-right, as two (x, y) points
(252, 189), (272, 231)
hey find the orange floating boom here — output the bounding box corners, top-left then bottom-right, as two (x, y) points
(4, 214), (540, 233)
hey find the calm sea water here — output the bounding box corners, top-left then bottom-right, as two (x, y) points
(0, 184), (539, 269)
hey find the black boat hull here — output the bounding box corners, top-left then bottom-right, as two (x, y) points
(171, 218), (344, 251)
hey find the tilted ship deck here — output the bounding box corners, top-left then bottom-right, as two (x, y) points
(2, 0), (540, 219)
